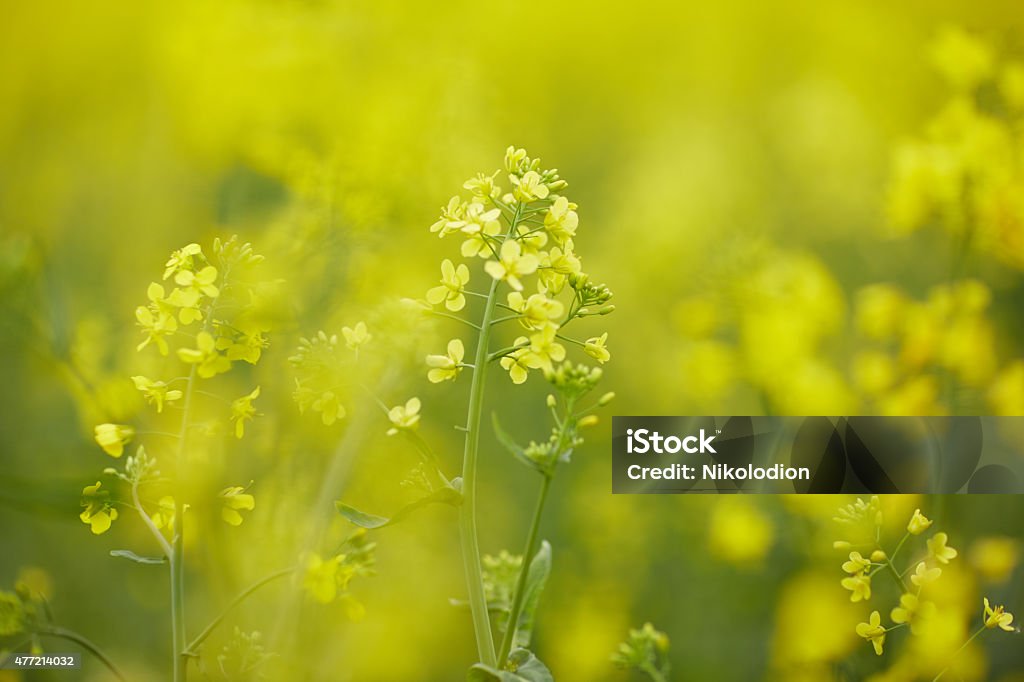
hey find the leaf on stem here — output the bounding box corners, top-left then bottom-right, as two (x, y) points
(513, 541), (552, 649)
(109, 549), (167, 565)
(467, 648), (553, 682)
(336, 486), (462, 529)
(492, 413), (543, 474)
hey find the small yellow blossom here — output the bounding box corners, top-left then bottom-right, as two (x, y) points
(908, 508), (933, 535)
(970, 537), (1019, 583)
(927, 532), (958, 564)
(855, 610), (886, 655)
(510, 170), (550, 202)
(507, 291), (564, 330)
(231, 387), (260, 439)
(485, 240), (539, 291)
(163, 243), (202, 280)
(136, 286), (179, 355)
(79, 482), (118, 535)
(499, 339), (532, 385)
(131, 376), (182, 413)
(303, 553), (342, 604)
(430, 196), (465, 236)
(94, 423), (134, 458)
(537, 244), (582, 293)
(312, 391), (346, 425)
(342, 321), (371, 351)
(525, 324), (566, 372)
(842, 552), (872, 575)
(983, 597), (1015, 631)
(426, 259), (470, 312)
(910, 561), (942, 587)
(461, 213), (501, 258)
(386, 398), (421, 435)
(177, 331), (232, 378)
(890, 593), (935, 634)
(426, 339), (465, 383)
(219, 486), (255, 526)
(216, 323), (268, 364)
(544, 196), (578, 245)
(584, 332), (611, 364)
(174, 265), (219, 298)
(841, 573), (872, 602)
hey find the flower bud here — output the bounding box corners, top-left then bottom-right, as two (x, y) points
(833, 541), (852, 550)
(871, 550), (887, 563)
(598, 391), (616, 406)
(578, 415), (599, 428)
(546, 394), (557, 408)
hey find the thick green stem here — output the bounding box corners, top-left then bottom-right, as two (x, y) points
(497, 475), (552, 664)
(459, 274), (500, 667)
(36, 626), (127, 681)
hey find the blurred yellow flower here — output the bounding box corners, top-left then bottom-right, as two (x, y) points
(230, 386), (260, 439)
(969, 537), (1020, 583)
(890, 593), (935, 634)
(842, 552), (871, 575)
(426, 338), (465, 383)
(386, 397), (421, 435)
(151, 496), (177, 533)
(93, 423), (134, 458)
(708, 497), (774, 565)
(219, 486), (255, 526)
(177, 331), (232, 378)
(927, 532), (958, 565)
(988, 361), (1024, 415)
(426, 259), (470, 312)
(583, 332), (610, 364)
(908, 509), (933, 535)
(930, 26), (994, 91)
(312, 390), (346, 425)
(303, 552), (342, 604)
(174, 264), (219, 298)
(131, 375), (183, 413)
(342, 321), (372, 351)
(910, 561), (942, 587)
(855, 610), (886, 655)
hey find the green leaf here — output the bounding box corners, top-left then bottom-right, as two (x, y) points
(110, 549), (167, 565)
(492, 413), (542, 474)
(515, 541), (552, 648)
(336, 486), (462, 529)
(467, 649), (553, 682)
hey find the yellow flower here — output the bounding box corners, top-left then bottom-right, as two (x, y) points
(544, 196), (578, 245)
(174, 265), (219, 298)
(842, 551), (872, 575)
(312, 391), (346, 425)
(219, 486), (255, 526)
(524, 324), (566, 372)
(136, 284), (179, 355)
(303, 552), (342, 604)
(215, 323), (268, 364)
(890, 593), (935, 634)
(94, 423), (134, 458)
(983, 597), (1015, 632)
(177, 331), (232, 378)
(463, 171), (501, 199)
(426, 259), (470, 312)
(151, 496), (177, 533)
(342, 321), (371, 351)
(840, 573), (872, 602)
(231, 387), (260, 439)
(584, 332), (611, 364)
(507, 291), (564, 330)
(855, 284), (907, 341)
(910, 561), (942, 587)
(79, 482), (118, 535)
(131, 376), (183, 413)
(386, 397), (421, 435)
(927, 532), (958, 564)
(930, 26), (994, 91)
(163, 243), (202, 280)
(855, 610), (886, 655)
(430, 196), (466, 237)
(426, 339), (465, 383)
(485, 239), (539, 291)
(970, 536), (1019, 583)
(537, 243), (582, 293)
(907, 509), (933, 535)
(510, 170), (549, 202)
(499, 338), (532, 385)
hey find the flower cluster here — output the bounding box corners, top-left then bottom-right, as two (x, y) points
(421, 146), (614, 387)
(289, 324), (371, 425)
(833, 499), (1015, 666)
(84, 236), (269, 539)
(300, 529), (377, 620)
(611, 622), (671, 682)
(887, 27), (1024, 271)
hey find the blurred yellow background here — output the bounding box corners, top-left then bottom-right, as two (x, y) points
(1, 0), (1023, 680)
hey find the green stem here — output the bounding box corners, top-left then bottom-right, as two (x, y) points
(183, 568), (295, 656)
(933, 625), (986, 681)
(171, 362), (196, 682)
(884, 559), (909, 594)
(497, 475), (552, 665)
(459, 274), (501, 667)
(36, 626), (127, 681)
(132, 480), (173, 559)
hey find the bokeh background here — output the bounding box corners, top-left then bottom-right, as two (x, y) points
(2, 0), (1024, 679)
